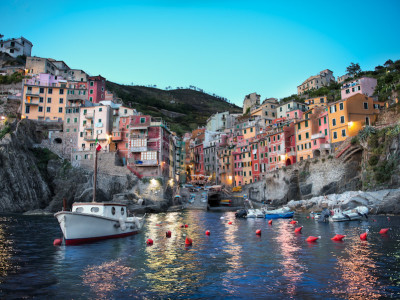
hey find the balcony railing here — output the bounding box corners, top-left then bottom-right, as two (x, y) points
(84, 124), (93, 130)
(311, 133), (325, 140)
(287, 151), (296, 157)
(131, 146), (148, 152)
(84, 135), (95, 141)
(320, 143), (331, 150)
(25, 92), (40, 97)
(84, 113), (94, 119)
(128, 158), (158, 166)
(24, 100), (39, 106)
(130, 134), (148, 139)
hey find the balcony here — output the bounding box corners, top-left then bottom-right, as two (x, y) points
(112, 134), (122, 141)
(24, 100), (39, 106)
(287, 151), (296, 157)
(128, 158), (158, 166)
(84, 135), (95, 141)
(26, 92), (40, 97)
(84, 113), (94, 119)
(311, 133), (325, 140)
(320, 143), (331, 150)
(130, 133), (148, 139)
(67, 93), (86, 101)
(131, 146), (148, 152)
(84, 124), (93, 130)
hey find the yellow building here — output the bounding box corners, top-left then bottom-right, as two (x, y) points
(305, 96), (327, 109)
(328, 94), (380, 149)
(22, 74), (68, 121)
(242, 124), (257, 140)
(295, 112), (313, 161)
(250, 98), (278, 126)
(241, 147), (253, 185)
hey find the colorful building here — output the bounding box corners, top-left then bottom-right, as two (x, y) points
(328, 94), (381, 149)
(88, 75), (106, 103)
(341, 77), (377, 99)
(297, 69), (335, 95)
(305, 96), (328, 109)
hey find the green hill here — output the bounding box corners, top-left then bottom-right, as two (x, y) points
(106, 82), (242, 135)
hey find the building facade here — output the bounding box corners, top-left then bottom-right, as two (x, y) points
(0, 37), (32, 58)
(297, 69), (335, 95)
(341, 77), (377, 99)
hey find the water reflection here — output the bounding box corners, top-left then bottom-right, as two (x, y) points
(274, 221), (305, 298)
(332, 240), (380, 299)
(82, 259), (135, 299)
(0, 219), (14, 282)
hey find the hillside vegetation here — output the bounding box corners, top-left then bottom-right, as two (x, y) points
(106, 82), (242, 135)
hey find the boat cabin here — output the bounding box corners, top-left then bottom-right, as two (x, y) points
(72, 202), (128, 219)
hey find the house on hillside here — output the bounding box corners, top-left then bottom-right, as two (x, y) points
(0, 36), (32, 58)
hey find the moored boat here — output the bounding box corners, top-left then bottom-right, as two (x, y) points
(330, 206), (368, 222)
(264, 206), (294, 219)
(55, 203), (145, 245)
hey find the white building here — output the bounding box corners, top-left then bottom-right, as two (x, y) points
(277, 100), (308, 119)
(206, 111), (239, 132)
(0, 37), (33, 58)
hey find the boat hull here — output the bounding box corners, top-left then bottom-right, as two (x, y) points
(330, 214), (362, 222)
(265, 212), (294, 219)
(55, 211), (142, 245)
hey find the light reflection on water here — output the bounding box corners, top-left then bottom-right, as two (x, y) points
(0, 213), (399, 299)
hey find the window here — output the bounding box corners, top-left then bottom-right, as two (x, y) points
(90, 89), (93, 94)
(59, 98), (63, 104)
(340, 116), (345, 123)
(339, 103), (344, 110)
(25, 106), (30, 113)
(39, 88), (44, 93)
(140, 117), (146, 123)
(74, 118), (77, 123)
(90, 81), (94, 86)
(254, 164), (258, 171)
(333, 131), (337, 139)
(332, 118), (336, 126)
(325, 129), (327, 136)
(67, 118), (70, 124)
(60, 89), (64, 95)
(305, 120), (308, 127)
(66, 129), (70, 132)
(365, 117), (370, 126)
(89, 97), (93, 102)
(59, 107), (63, 113)
(324, 116), (327, 124)
(47, 98), (51, 103)
(38, 106), (43, 112)
(46, 107), (51, 113)
(341, 129), (346, 137)
(346, 89), (350, 94)
(318, 119), (321, 126)
(306, 132), (309, 139)
(298, 123), (301, 130)
(48, 88), (53, 94)
(99, 108), (102, 112)
(363, 102), (368, 109)
(39, 97), (43, 103)
(298, 134), (301, 141)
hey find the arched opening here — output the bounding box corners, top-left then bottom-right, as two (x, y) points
(314, 149), (321, 157)
(54, 138), (62, 144)
(286, 158), (291, 166)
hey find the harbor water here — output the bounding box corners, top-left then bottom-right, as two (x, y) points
(0, 211), (400, 299)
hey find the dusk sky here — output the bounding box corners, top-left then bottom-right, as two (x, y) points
(2, 0), (400, 106)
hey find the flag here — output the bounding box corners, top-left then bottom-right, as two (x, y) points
(95, 136), (102, 152)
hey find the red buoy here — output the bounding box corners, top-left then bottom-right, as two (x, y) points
(306, 236), (319, 242)
(146, 238), (153, 245)
(294, 226), (303, 233)
(268, 220), (272, 225)
(331, 234), (346, 241)
(53, 238), (62, 246)
(256, 229), (261, 235)
(228, 221), (233, 225)
(360, 230), (369, 241)
(306, 216), (310, 219)
(311, 216), (314, 219)
(205, 230), (210, 236)
(185, 224), (188, 228)
(185, 237), (192, 246)
(166, 230), (172, 238)
(290, 220), (298, 224)
(379, 228), (389, 235)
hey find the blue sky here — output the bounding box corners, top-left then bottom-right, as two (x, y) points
(1, 0), (400, 106)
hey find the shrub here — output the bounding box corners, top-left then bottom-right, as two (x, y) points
(351, 137), (359, 145)
(359, 126), (376, 142)
(368, 155), (379, 166)
(0, 124), (11, 139)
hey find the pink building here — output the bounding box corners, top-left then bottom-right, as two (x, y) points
(194, 143), (204, 175)
(127, 115), (172, 178)
(284, 123), (297, 166)
(341, 77), (377, 99)
(233, 149), (243, 186)
(112, 116), (131, 160)
(311, 110), (331, 156)
(88, 75), (106, 103)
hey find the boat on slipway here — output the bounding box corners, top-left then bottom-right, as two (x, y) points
(330, 206), (368, 222)
(54, 138), (145, 245)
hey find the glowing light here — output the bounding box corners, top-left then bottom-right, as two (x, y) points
(150, 178), (157, 185)
(348, 121), (354, 127)
(228, 176), (232, 180)
(280, 155), (286, 161)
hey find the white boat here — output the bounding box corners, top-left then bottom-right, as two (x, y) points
(246, 209), (265, 218)
(55, 203), (145, 245)
(263, 206), (291, 214)
(54, 138), (145, 245)
(330, 206), (368, 222)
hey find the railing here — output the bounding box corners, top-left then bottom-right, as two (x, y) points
(320, 143), (331, 150)
(84, 135), (95, 141)
(84, 113), (94, 119)
(24, 100), (39, 106)
(84, 124), (93, 130)
(67, 94), (86, 101)
(131, 146), (147, 152)
(26, 92), (40, 97)
(130, 134), (148, 139)
(311, 133), (325, 140)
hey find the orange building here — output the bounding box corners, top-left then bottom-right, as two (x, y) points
(328, 93), (381, 149)
(305, 96), (327, 109)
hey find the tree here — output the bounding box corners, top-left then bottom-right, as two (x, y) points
(384, 59), (394, 67)
(346, 62), (361, 76)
